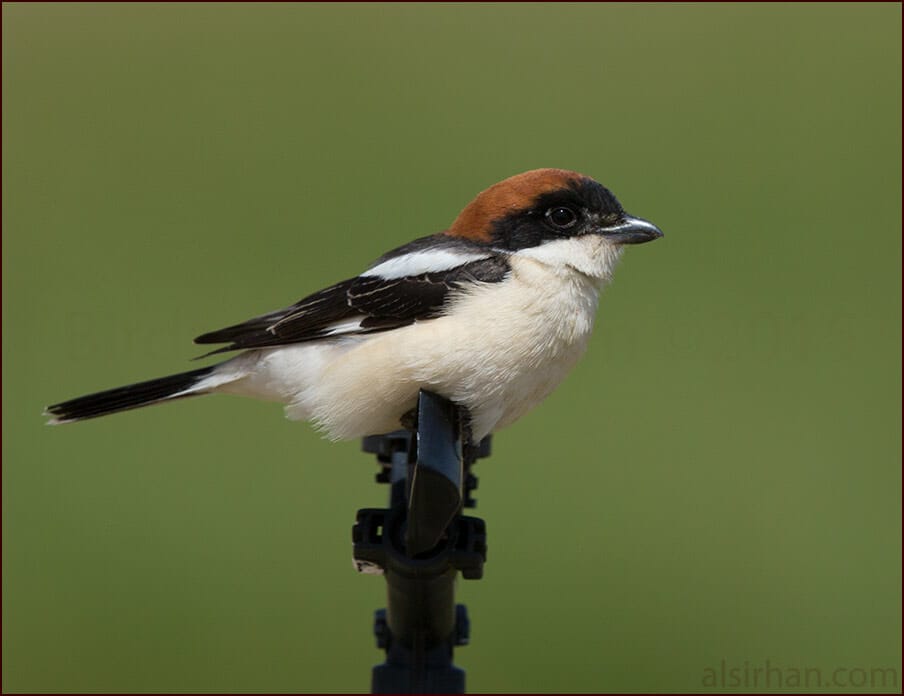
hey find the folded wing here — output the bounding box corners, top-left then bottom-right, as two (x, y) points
(194, 245), (509, 355)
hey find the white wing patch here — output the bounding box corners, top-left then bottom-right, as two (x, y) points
(363, 249), (491, 280)
(321, 317), (367, 336)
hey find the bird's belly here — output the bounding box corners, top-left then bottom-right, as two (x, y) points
(286, 270), (601, 440)
(485, 338), (590, 433)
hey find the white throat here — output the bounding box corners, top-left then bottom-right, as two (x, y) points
(514, 235), (624, 285)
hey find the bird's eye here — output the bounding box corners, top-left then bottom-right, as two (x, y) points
(545, 206), (578, 230)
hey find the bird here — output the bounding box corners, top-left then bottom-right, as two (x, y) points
(45, 168), (663, 442)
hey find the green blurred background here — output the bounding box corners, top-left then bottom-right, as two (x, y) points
(3, 3), (901, 693)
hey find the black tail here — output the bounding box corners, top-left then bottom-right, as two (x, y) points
(45, 366), (216, 424)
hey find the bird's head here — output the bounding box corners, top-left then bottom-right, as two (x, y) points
(447, 169), (663, 280)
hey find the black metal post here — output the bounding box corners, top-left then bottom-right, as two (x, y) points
(353, 390), (490, 694)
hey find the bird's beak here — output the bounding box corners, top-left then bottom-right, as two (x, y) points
(596, 215), (664, 245)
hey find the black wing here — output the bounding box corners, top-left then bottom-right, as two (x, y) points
(194, 256), (509, 355)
